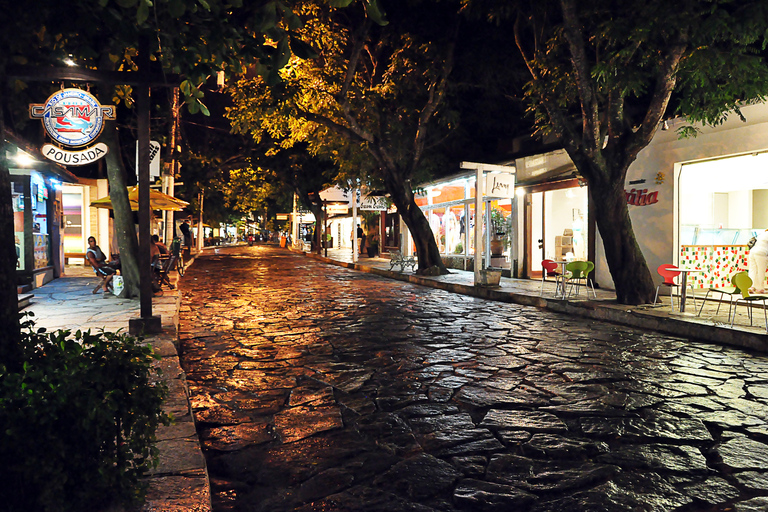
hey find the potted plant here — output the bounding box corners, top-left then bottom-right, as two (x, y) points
(490, 207), (509, 256)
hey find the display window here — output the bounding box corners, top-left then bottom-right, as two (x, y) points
(677, 153), (768, 288)
(30, 172), (50, 269)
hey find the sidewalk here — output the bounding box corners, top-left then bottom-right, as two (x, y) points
(310, 246), (768, 354)
(22, 257), (210, 512)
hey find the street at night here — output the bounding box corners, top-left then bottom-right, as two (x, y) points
(179, 246), (768, 512)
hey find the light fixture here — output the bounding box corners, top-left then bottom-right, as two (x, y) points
(64, 56), (77, 67)
(516, 187), (526, 197)
(13, 151), (35, 167)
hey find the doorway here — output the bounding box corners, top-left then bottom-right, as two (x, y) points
(525, 179), (588, 278)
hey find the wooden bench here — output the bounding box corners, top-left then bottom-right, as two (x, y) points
(388, 250), (417, 272)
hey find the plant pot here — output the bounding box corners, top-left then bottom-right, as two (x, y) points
(366, 246), (379, 257)
(478, 268), (502, 286)
(490, 238), (504, 257)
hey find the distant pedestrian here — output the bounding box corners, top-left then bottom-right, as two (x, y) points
(179, 219), (192, 247)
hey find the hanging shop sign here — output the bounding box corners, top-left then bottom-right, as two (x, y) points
(359, 195), (389, 211)
(484, 172), (515, 198)
(30, 88), (116, 165)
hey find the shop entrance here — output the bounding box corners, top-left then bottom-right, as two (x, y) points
(526, 179), (588, 278)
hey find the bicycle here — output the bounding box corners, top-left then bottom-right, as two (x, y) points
(170, 237), (185, 277)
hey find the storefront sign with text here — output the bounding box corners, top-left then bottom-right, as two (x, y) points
(625, 188), (659, 206)
(30, 89), (115, 166)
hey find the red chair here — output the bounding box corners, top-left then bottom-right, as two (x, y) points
(541, 259), (564, 296)
(653, 264), (696, 310)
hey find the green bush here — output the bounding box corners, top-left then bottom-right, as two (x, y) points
(0, 317), (171, 512)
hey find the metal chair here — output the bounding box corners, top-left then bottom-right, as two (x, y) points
(565, 261), (596, 299)
(653, 264), (696, 310)
(541, 259), (564, 296)
(697, 272), (742, 320)
(731, 272), (768, 332)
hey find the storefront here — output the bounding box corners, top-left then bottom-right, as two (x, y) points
(8, 142), (77, 288)
(414, 171), (515, 272)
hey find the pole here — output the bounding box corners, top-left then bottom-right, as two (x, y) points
(352, 188), (358, 263)
(197, 190), (204, 252)
(128, 34), (162, 334)
(473, 167), (482, 284)
(137, 35), (153, 320)
(324, 202), (328, 258)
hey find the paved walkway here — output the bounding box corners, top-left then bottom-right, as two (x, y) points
(19, 243), (768, 510)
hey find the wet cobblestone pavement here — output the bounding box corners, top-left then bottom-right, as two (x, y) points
(178, 246), (768, 511)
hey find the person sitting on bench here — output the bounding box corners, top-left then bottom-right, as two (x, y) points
(86, 236), (118, 293)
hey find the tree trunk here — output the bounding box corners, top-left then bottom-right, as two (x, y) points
(101, 124), (140, 298)
(386, 177), (447, 275)
(0, 97), (21, 369)
(590, 178), (656, 305)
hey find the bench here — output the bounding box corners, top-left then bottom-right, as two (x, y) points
(388, 250), (417, 272)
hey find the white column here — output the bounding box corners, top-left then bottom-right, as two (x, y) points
(474, 167), (483, 284)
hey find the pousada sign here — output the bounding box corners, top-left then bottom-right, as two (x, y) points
(30, 88), (116, 166)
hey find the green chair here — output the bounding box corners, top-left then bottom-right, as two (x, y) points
(565, 261), (596, 299)
(696, 272), (742, 320)
(730, 272), (768, 333)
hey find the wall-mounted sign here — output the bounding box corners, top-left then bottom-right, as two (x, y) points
(30, 88), (115, 165)
(42, 142), (108, 166)
(625, 188), (659, 206)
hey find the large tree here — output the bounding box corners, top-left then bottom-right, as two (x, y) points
(228, 1), (472, 273)
(480, 0), (768, 304)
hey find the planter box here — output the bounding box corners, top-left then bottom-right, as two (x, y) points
(478, 268), (502, 286)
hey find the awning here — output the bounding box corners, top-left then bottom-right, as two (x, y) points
(90, 186), (189, 211)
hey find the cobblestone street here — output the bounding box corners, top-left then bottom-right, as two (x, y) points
(178, 245), (768, 511)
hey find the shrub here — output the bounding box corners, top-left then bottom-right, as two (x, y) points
(0, 317), (171, 512)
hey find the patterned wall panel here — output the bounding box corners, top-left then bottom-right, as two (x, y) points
(679, 245), (749, 289)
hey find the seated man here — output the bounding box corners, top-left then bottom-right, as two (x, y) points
(152, 234), (168, 255)
(86, 236), (117, 293)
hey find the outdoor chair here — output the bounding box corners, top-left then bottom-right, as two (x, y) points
(540, 259), (564, 296)
(565, 261), (596, 298)
(154, 252), (178, 290)
(697, 272), (743, 320)
(730, 272), (768, 333)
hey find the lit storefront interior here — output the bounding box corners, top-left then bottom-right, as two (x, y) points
(415, 175), (514, 270)
(525, 179), (589, 277)
(677, 152), (768, 289)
